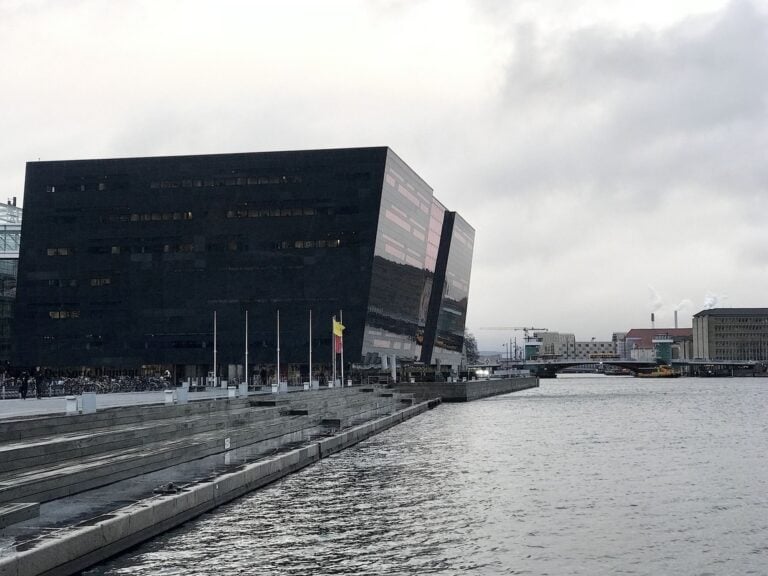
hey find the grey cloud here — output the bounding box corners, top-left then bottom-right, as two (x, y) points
(490, 1), (768, 202)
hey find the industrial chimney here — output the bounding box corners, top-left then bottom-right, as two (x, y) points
(674, 310), (678, 329)
(651, 312), (655, 329)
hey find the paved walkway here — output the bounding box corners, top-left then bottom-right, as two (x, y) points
(0, 389), (263, 420)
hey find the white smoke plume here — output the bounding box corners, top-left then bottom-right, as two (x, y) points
(703, 292), (728, 310)
(674, 299), (694, 312)
(648, 286), (663, 312)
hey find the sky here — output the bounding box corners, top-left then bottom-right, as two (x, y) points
(2, 0), (767, 353)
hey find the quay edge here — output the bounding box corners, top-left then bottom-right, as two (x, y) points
(396, 376), (539, 402)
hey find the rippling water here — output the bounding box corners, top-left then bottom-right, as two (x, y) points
(85, 377), (768, 575)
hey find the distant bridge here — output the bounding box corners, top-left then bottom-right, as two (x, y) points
(504, 358), (765, 378)
(507, 359), (657, 378)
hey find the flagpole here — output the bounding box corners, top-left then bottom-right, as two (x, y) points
(213, 310), (217, 388)
(245, 310), (248, 389)
(331, 315), (336, 387)
(276, 309), (280, 392)
(309, 309), (312, 388)
(340, 309), (344, 387)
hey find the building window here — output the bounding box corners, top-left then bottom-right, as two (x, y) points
(46, 247), (72, 256)
(49, 310), (80, 319)
(47, 278), (77, 287)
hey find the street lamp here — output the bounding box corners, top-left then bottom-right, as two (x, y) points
(502, 340), (512, 364)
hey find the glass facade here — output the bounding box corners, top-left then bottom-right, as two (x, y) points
(0, 203), (21, 363)
(431, 214), (475, 366)
(362, 151), (439, 362)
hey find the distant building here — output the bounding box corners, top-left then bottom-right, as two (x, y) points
(692, 308), (768, 361)
(14, 148), (474, 378)
(534, 331), (576, 358)
(0, 200), (21, 363)
(612, 332), (627, 358)
(623, 328), (693, 362)
(573, 339), (617, 359)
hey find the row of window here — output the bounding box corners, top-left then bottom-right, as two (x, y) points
(275, 239), (341, 250)
(101, 207), (340, 223)
(47, 184), (107, 193)
(102, 212), (194, 223)
(108, 243), (195, 254)
(151, 175), (303, 189)
(226, 207), (329, 218)
(48, 238), (345, 257)
(712, 318), (768, 324)
(73, 205), (367, 226)
(47, 278), (111, 287)
(713, 326), (768, 332)
(47, 176), (303, 194)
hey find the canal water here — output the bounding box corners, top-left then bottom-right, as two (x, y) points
(85, 376), (768, 575)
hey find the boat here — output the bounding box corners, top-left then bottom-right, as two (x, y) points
(635, 365), (681, 378)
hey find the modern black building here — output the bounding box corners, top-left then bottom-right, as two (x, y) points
(14, 147), (474, 381)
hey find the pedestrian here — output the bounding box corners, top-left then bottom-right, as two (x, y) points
(35, 377), (42, 399)
(19, 373), (28, 400)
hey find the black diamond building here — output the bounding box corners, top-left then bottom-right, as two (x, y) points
(14, 147), (474, 381)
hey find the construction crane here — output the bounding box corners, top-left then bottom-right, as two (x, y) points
(478, 327), (549, 362)
(479, 327), (549, 339)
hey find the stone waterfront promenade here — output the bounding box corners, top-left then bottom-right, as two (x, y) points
(0, 378), (537, 576)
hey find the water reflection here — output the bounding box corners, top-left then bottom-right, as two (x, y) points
(86, 377), (768, 575)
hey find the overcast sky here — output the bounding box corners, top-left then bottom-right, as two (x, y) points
(2, 0), (767, 352)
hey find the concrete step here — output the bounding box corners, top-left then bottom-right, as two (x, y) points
(0, 502), (40, 529)
(0, 412), (319, 505)
(0, 405), (278, 472)
(0, 395), (256, 441)
(0, 387), (404, 507)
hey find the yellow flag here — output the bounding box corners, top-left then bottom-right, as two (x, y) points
(333, 319), (345, 337)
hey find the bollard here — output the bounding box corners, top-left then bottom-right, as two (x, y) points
(65, 396), (78, 415)
(347, 379), (352, 387)
(176, 387), (189, 405)
(164, 389), (174, 405)
(81, 392), (96, 414)
(303, 381), (310, 391)
(238, 382), (247, 397)
(227, 386), (236, 398)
